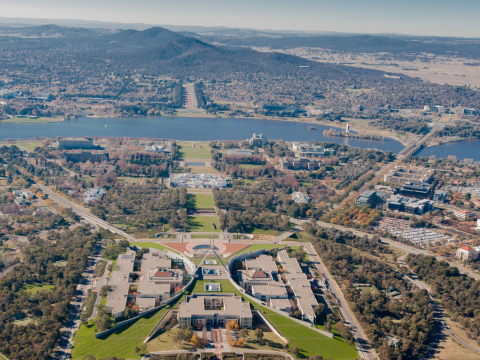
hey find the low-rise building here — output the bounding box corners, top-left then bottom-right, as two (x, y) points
(270, 298), (292, 312)
(0, 89), (19, 99)
(145, 143), (171, 154)
(35, 92), (53, 101)
(433, 190), (448, 203)
(399, 182), (433, 198)
(227, 149), (254, 156)
(453, 209), (476, 221)
(280, 157), (324, 171)
(249, 133), (267, 147)
(355, 190), (386, 207)
(245, 254), (278, 274)
(62, 151), (109, 163)
(178, 294), (253, 328)
(58, 137), (94, 149)
(277, 250), (317, 323)
(386, 195), (434, 215)
(83, 187), (106, 203)
(169, 173), (229, 188)
(291, 143), (334, 157)
(106, 249), (184, 319)
(384, 166), (433, 185)
(456, 245), (480, 261)
(251, 284), (288, 302)
(292, 192), (311, 203)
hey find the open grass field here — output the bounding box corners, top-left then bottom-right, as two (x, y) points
(186, 193), (215, 210)
(1, 141), (43, 151)
(0, 116), (63, 123)
(177, 142), (212, 159)
(132, 242), (180, 254)
(188, 216), (220, 233)
(20, 284), (54, 294)
(71, 306), (170, 360)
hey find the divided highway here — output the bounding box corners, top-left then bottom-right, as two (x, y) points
(35, 183), (136, 241)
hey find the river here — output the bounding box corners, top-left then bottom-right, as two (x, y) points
(414, 139), (480, 161)
(0, 116), (405, 153)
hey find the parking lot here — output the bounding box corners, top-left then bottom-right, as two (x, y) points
(376, 217), (454, 246)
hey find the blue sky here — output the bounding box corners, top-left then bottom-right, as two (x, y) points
(3, 0), (480, 37)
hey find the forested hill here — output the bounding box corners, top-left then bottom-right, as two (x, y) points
(88, 37), (411, 81)
(107, 27), (185, 47)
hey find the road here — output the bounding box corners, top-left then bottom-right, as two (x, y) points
(35, 183), (135, 241)
(52, 244), (104, 360)
(398, 256), (480, 356)
(0, 263), (20, 278)
(291, 218), (480, 281)
(304, 243), (375, 360)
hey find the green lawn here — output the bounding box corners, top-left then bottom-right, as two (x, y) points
(0, 116), (63, 123)
(132, 242), (180, 254)
(1, 141), (42, 151)
(251, 228), (283, 236)
(20, 284), (54, 294)
(187, 216), (220, 233)
(186, 193), (215, 210)
(177, 142), (212, 159)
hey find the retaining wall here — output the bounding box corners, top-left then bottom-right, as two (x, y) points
(253, 309), (288, 343)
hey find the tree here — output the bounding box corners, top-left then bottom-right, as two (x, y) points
(308, 355), (323, 360)
(291, 346), (300, 358)
(99, 285), (109, 297)
(97, 314), (113, 331)
(141, 343), (147, 354)
(124, 306), (139, 319)
(83, 356), (96, 360)
(239, 328), (249, 339)
(324, 321), (331, 333)
(134, 347), (140, 355)
(254, 328), (264, 342)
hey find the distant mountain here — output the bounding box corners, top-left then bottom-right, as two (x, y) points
(107, 27), (184, 47)
(201, 34), (480, 58)
(0, 24), (113, 38)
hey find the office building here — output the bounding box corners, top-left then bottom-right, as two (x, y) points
(433, 190), (448, 203)
(62, 152), (108, 163)
(280, 157), (324, 171)
(386, 195), (434, 215)
(291, 143), (335, 157)
(106, 250), (183, 319)
(399, 182), (433, 199)
(384, 166), (433, 185)
(145, 144), (171, 154)
(355, 190), (386, 207)
(249, 133), (267, 147)
(58, 137), (94, 149)
(277, 250), (318, 323)
(178, 294), (253, 328)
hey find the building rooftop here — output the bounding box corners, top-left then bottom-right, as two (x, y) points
(178, 294), (252, 319)
(252, 284), (288, 297)
(245, 255), (278, 274)
(460, 245), (476, 252)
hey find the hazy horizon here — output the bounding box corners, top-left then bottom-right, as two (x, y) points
(2, 0), (480, 38)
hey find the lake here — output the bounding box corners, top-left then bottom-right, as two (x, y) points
(414, 139), (480, 161)
(0, 116), (405, 153)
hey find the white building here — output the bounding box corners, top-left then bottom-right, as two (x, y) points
(169, 173), (229, 188)
(249, 133), (267, 147)
(291, 142), (334, 157)
(292, 192), (311, 203)
(83, 187), (106, 203)
(145, 144), (171, 154)
(456, 246), (480, 261)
